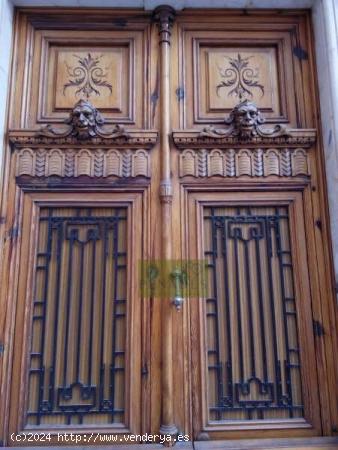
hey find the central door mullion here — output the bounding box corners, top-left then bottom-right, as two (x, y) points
(153, 5), (178, 444)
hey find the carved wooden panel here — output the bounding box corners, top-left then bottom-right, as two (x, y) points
(53, 49), (126, 110)
(12, 15), (151, 129)
(178, 23), (300, 128)
(200, 47), (279, 114)
(40, 37), (138, 124)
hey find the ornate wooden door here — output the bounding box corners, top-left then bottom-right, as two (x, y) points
(0, 7), (337, 447)
(169, 9), (337, 443)
(0, 10), (160, 445)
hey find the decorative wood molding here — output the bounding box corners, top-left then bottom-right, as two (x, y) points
(10, 130), (158, 149)
(9, 101), (158, 180)
(178, 147), (310, 178)
(14, 147), (152, 179)
(173, 100), (315, 178)
(173, 128), (316, 149)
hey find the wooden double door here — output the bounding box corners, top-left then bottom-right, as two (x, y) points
(0, 7), (337, 447)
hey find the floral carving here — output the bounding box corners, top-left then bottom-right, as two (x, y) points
(63, 53), (113, 98)
(216, 53), (264, 100)
(200, 99), (289, 140)
(39, 100), (130, 141)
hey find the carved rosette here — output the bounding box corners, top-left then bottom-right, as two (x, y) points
(174, 100), (316, 179)
(10, 101), (158, 181)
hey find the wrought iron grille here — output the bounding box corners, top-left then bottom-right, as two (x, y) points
(204, 206), (303, 421)
(27, 207), (127, 426)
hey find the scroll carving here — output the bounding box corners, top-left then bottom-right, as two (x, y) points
(216, 54), (265, 99)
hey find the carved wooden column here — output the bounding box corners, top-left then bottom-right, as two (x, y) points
(153, 5), (178, 444)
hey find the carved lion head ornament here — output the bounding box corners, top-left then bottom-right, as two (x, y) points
(200, 99), (289, 140)
(39, 99), (129, 140)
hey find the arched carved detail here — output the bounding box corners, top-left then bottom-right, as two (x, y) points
(105, 149), (122, 177)
(16, 148), (35, 176)
(208, 149), (224, 177)
(75, 149), (93, 177)
(133, 149), (150, 177)
(180, 149), (197, 177)
(264, 148), (280, 176)
(292, 148), (309, 175)
(46, 149), (64, 177)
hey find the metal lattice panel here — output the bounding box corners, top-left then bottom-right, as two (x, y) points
(204, 206), (303, 421)
(27, 207), (127, 426)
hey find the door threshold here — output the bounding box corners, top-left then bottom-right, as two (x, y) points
(193, 436), (338, 450)
(0, 444), (194, 450)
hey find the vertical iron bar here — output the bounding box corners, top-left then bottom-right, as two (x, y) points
(220, 217), (233, 404)
(233, 224), (244, 383)
(62, 227), (74, 387)
(254, 230), (268, 382)
(50, 221), (64, 408)
(87, 233), (97, 386)
(76, 242), (85, 382)
(99, 222), (108, 408)
(265, 217), (281, 404)
(244, 239), (256, 378)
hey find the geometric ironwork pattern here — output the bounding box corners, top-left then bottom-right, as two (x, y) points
(27, 207), (127, 425)
(204, 206), (303, 421)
